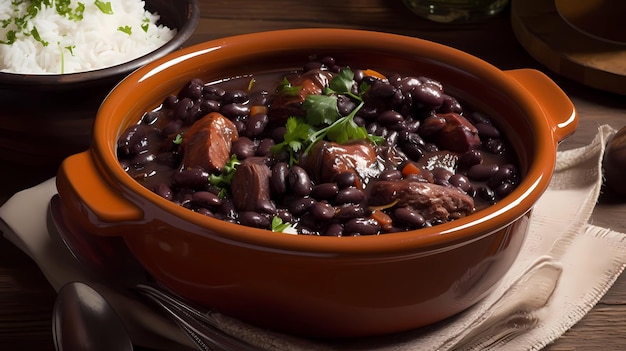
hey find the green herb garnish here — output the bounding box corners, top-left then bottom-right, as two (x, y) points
(118, 25), (132, 35)
(1, 1), (86, 46)
(208, 155), (241, 198)
(172, 133), (183, 145)
(94, 0), (113, 14)
(276, 76), (302, 96)
(271, 216), (295, 233)
(141, 18), (150, 33)
(270, 67), (383, 165)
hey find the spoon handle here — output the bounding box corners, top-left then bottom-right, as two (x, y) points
(136, 284), (261, 351)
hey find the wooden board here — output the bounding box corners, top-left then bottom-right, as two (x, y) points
(511, 0), (626, 95)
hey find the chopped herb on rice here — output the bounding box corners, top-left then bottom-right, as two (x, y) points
(0, 0), (176, 74)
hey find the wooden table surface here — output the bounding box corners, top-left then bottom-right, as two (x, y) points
(2, 1), (626, 350)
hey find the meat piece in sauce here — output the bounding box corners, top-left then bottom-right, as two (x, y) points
(179, 112), (238, 172)
(230, 158), (272, 212)
(268, 69), (334, 126)
(301, 140), (381, 188)
(368, 179), (475, 222)
(428, 112), (481, 153)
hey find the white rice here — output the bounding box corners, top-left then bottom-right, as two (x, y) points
(0, 0), (177, 74)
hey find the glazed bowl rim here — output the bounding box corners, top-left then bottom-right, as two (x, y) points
(93, 28), (557, 254)
(0, 0), (200, 88)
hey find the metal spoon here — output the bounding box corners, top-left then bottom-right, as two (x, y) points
(53, 281), (134, 351)
(48, 194), (259, 351)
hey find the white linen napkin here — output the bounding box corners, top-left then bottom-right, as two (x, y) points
(1, 124), (625, 351)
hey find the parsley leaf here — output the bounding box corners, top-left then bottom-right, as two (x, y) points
(303, 94), (339, 126)
(271, 216), (293, 232)
(208, 155), (240, 198)
(95, 0), (113, 14)
(118, 25), (132, 35)
(276, 77), (302, 96)
(270, 117), (313, 165)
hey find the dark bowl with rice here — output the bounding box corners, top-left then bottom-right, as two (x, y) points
(0, 0), (199, 172)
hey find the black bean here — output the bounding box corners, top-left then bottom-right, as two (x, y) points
(255, 138), (275, 157)
(484, 138), (505, 154)
(220, 103), (250, 120)
(335, 187), (365, 204)
(402, 143), (425, 161)
(222, 89), (249, 104)
(185, 104), (204, 124)
(438, 94), (463, 114)
(288, 197), (315, 216)
(468, 163), (499, 181)
(413, 82), (443, 108)
(496, 181), (516, 198)
(288, 165), (312, 196)
(238, 211), (270, 229)
(310, 201), (335, 221)
(153, 183), (173, 201)
(334, 204), (366, 219)
(477, 186), (496, 203)
(470, 111), (492, 125)
(271, 162), (289, 194)
(118, 124), (149, 156)
(344, 217), (380, 235)
(245, 113), (269, 138)
(161, 119), (183, 136)
(458, 149), (484, 170)
(218, 199), (237, 219)
(200, 100), (221, 114)
(131, 151), (155, 167)
(476, 122), (501, 139)
(192, 191), (222, 208)
(172, 168), (209, 189)
(449, 174), (472, 193)
(487, 164), (516, 188)
(202, 85), (225, 100)
(393, 207), (426, 228)
(275, 209), (293, 224)
(231, 137), (256, 159)
(142, 111), (159, 125)
(398, 76), (421, 92)
(404, 119), (420, 133)
(337, 95), (357, 116)
(379, 169), (402, 181)
(180, 78), (204, 99)
(323, 223), (344, 236)
(271, 126), (287, 143)
(311, 183), (339, 200)
(163, 95), (178, 108)
(377, 110), (404, 126)
(174, 97), (194, 121)
(367, 81), (396, 98)
(256, 199), (276, 215)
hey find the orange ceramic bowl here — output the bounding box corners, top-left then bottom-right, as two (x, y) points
(55, 29), (577, 338)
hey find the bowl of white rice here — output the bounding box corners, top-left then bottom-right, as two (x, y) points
(0, 0), (199, 88)
(0, 0), (198, 174)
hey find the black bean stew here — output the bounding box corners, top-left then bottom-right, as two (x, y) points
(117, 57), (520, 236)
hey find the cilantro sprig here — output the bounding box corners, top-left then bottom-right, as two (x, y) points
(208, 155), (241, 198)
(270, 67), (383, 165)
(271, 216), (295, 233)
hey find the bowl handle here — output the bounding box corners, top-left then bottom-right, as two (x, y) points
(504, 69), (578, 143)
(56, 151), (144, 232)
